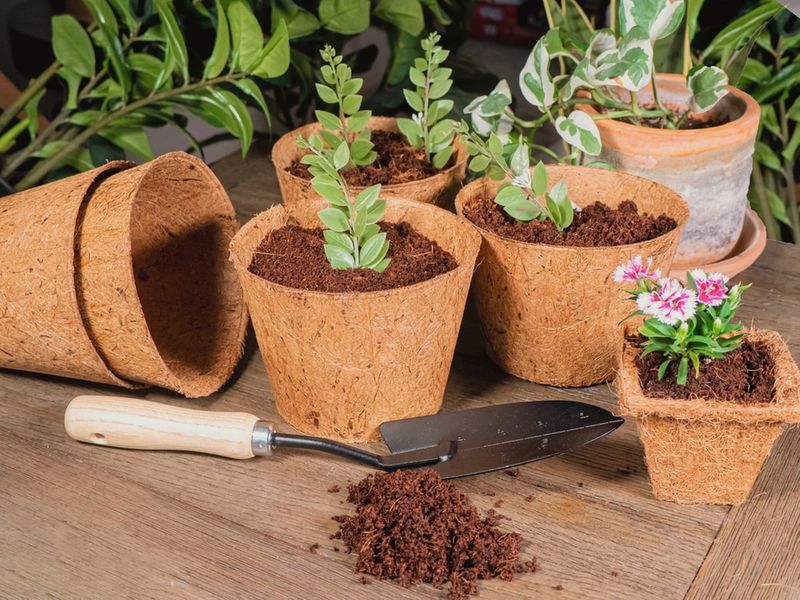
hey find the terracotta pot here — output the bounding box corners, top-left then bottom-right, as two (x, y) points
(0, 153), (248, 397)
(580, 74), (760, 268)
(272, 116), (467, 209)
(616, 330), (800, 504)
(229, 197), (481, 442)
(455, 165), (688, 386)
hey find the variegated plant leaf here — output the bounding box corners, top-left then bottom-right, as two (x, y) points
(555, 111), (602, 156)
(687, 65), (729, 113)
(619, 0), (686, 41)
(509, 143), (531, 188)
(594, 27), (653, 92)
(519, 38), (555, 111)
(464, 79), (514, 138)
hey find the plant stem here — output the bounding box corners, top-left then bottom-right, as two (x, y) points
(421, 43), (433, 162)
(15, 74), (241, 190)
(649, 71), (674, 124)
(0, 61), (60, 134)
(777, 90), (799, 242)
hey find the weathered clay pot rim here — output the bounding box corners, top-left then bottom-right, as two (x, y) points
(455, 164), (690, 253)
(617, 328), (800, 423)
(231, 196), (481, 299)
(271, 116), (468, 192)
(579, 73), (760, 140)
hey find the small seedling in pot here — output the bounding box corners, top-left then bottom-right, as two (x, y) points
(613, 256), (749, 385)
(296, 134), (390, 272)
(313, 45), (376, 167)
(396, 32), (455, 170)
(457, 123), (575, 231)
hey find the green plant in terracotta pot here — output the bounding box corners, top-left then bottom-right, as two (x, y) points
(613, 257), (800, 504)
(272, 38), (467, 209)
(231, 71), (481, 442)
(535, 0), (762, 269)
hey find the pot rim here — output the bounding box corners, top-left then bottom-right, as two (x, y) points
(455, 164), (690, 253)
(271, 116), (468, 192)
(579, 73), (760, 139)
(230, 196), (481, 299)
(616, 328), (800, 424)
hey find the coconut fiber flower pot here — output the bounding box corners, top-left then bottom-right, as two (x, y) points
(272, 116), (467, 209)
(455, 165), (689, 387)
(616, 330), (800, 505)
(229, 198), (481, 442)
(580, 73), (760, 268)
(0, 152), (247, 397)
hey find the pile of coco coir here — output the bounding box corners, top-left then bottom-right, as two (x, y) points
(332, 469), (536, 599)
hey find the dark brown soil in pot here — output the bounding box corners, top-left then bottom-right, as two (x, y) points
(614, 103), (732, 129)
(287, 130), (451, 186)
(332, 469), (536, 600)
(463, 196), (676, 246)
(248, 221), (457, 292)
(633, 337), (776, 404)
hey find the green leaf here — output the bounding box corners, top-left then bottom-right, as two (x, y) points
(355, 184), (381, 209)
(51, 15), (95, 78)
(319, 0), (370, 35)
(155, 0), (188, 82)
(365, 199), (386, 224)
(57, 67), (82, 109)
(23, 88), (46, 138)
(68, 109), (103, 126)
(374, 0), (424, 36)
(235, 79), (270, 124)
(753, 62), (800, 103)
(359, 232), (388, 266)
(319, 207), (350, 232)
(657, 358), (672, 380)
(107, 0), (137, 31)
(787, 97), (800, 122)
(555, 111), (601, 156)
(83, 0), (119, 35)
(98, 126), (154, 160)
(687, 65), (729, 113)
(228, 0), (263, 71)
(495, 185), (527, 207)
(783, 125), (800, 161)
(323, 230), (355, 252)
(252, 19), (290, 78)
(179, 89), (253, 155)
(432, 147), (452, 169)
(468, 154), (490, 173)
(532, 162), (548, 196)
(404, 89), (423, 111)
(397, 117), (422, 146)
(204, 0), (230, 79)
(594, 26), (653, 92)
(504, 198), (540, 221)
(271, 0), (320, 39)
(324, 244), (356, 269)
(315, 110), (342, 131)
(766, 189), (790, 225)
(333, 141), (350, 170)
(755, 140), (782, 170)
(314, 179), (347, 206)
(618, 0), (686, 40)
(342, 94), (362, 114)
(428, 78), (452, 100)
(315, 83), (339, 104)
(346, 110), (370, 133)
(130, 52), (169, 93)
(677, 356), (688, 385)
(701, 1), (782, 61)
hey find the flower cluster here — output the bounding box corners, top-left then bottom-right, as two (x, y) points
(614, 256), (748, 385)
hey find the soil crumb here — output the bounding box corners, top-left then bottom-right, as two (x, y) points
(505, 468), (521, 478)
(288, 130), (450, 186)
(308, 543), (320, 553)
(249, 221), (457, 293)
(464, 197), (676, 246)
(327, 484), (341, 494)
(332, 469), (536, 600)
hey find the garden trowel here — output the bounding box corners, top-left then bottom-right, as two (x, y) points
(65, 396), (623, 479)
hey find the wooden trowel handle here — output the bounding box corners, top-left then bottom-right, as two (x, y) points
(64, 395), (274, 459)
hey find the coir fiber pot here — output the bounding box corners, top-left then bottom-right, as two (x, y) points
(580, 74), (760, 268)
(0, 152), (248, 397)
(272, 116), (467, 209)
(229, 197), (481, 442)
(616, 330), (800, 505)
(455, 165), (689, 387)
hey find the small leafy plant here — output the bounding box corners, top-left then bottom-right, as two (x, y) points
(296, 134), (389, 272)
(397, 32), (455, 169)
(457, 123), (575, 231)
(313, 45), (376, 167)
(614, 256), (749, 385)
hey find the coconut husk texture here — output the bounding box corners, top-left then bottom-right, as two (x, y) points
(230, 197), (481, 442)
(616, 330), (800, 505)
(0, 152), (247, 397)
(272, 116), (467, 210)
(455, 165), (690, 387)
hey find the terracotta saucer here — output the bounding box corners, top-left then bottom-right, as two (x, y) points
(669, 208), (767, 279)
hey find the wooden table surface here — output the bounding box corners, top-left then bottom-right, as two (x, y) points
(2, 146), (800, 600)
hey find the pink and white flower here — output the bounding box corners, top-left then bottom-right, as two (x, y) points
(636, 278), (697, 325)
(612, 255), (661, 284)
(690, 269), (729, 307)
